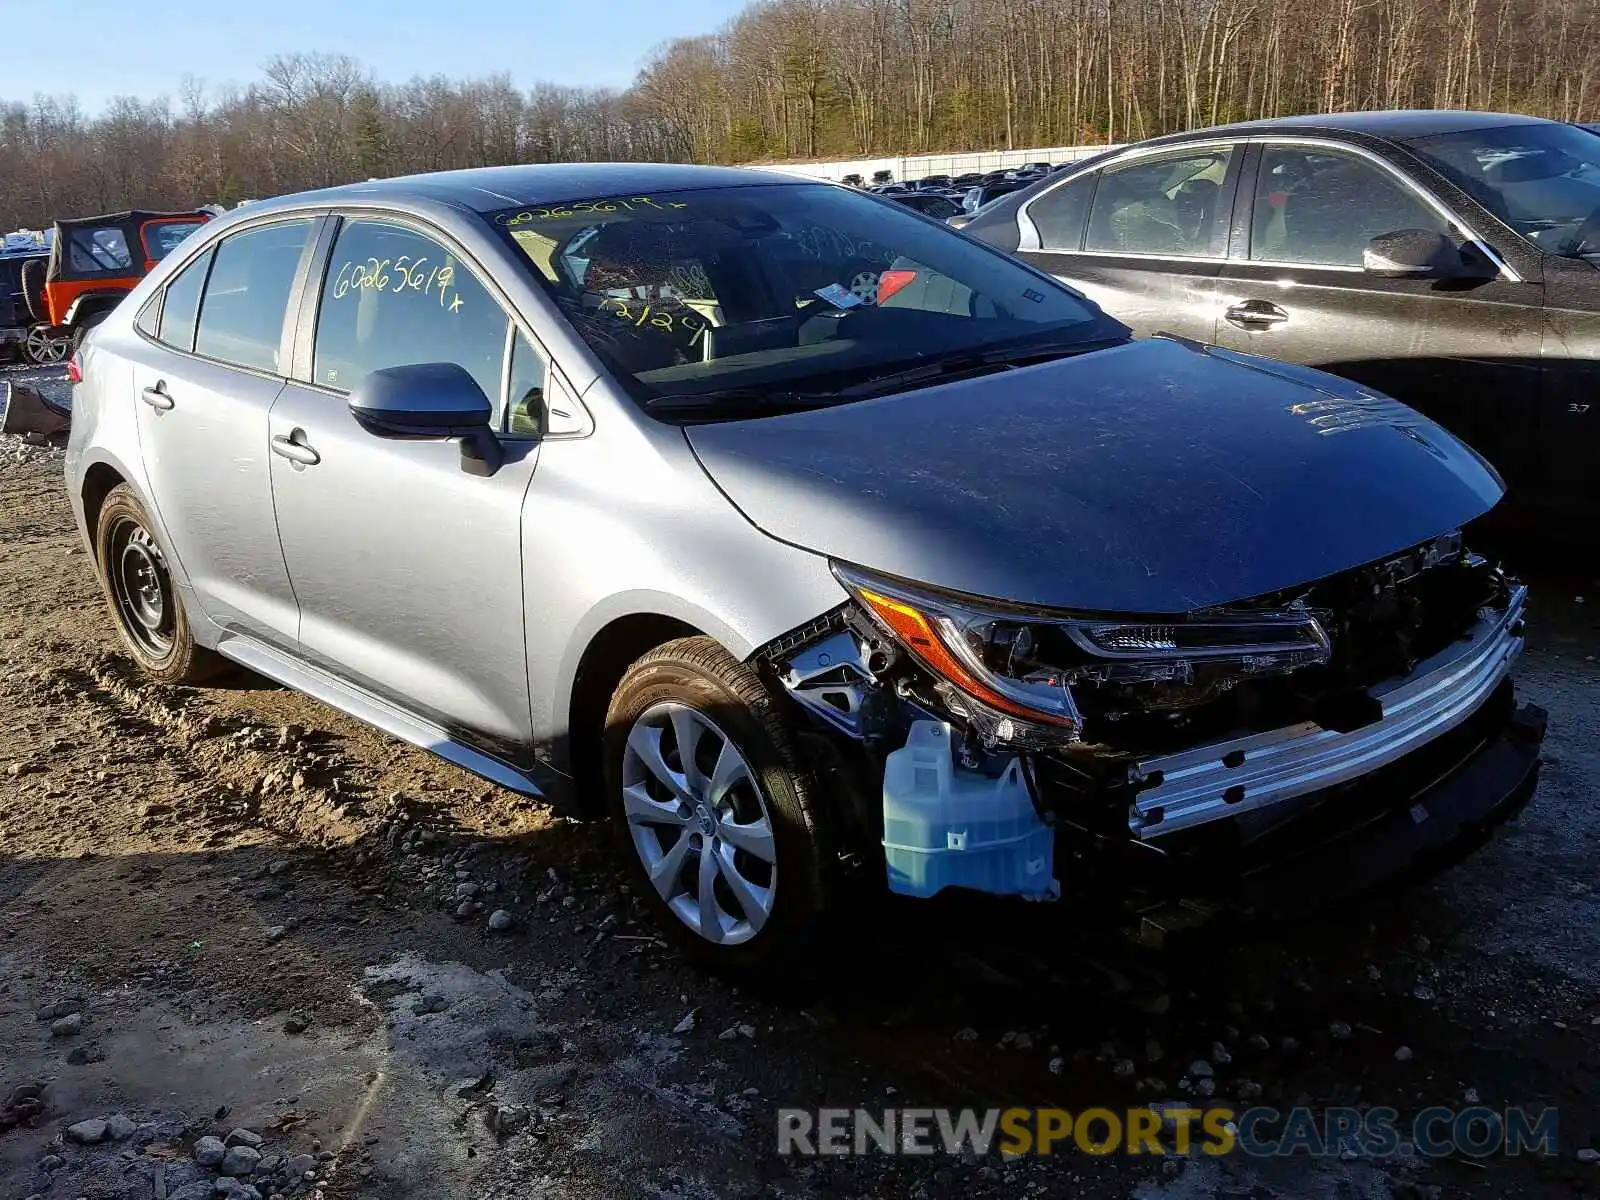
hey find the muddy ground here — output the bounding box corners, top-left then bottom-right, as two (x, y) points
(2, 360), (1597, 1200)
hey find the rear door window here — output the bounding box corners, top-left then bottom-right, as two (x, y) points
(312, 219), (511, 416)
(1084, 149), (1233, 257)
(194, 220), (315, 373)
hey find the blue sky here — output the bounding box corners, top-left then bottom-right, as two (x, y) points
(6, 0), (751, 112)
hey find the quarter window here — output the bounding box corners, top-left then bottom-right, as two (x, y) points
(505, 330), (547, 437)
(1030, 173), (1096, 250)
(1084, 150), (1233, 257)
(157, 247), (212, 352)
(313, 219), (509, 415)
(1251, 147), (1451, 268)
(194, 220), (315, 373)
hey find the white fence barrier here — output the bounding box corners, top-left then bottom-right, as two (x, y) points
(756, 144), (1122, 183)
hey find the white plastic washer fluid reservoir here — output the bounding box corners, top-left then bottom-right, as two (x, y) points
(881, 720), (1058, 900)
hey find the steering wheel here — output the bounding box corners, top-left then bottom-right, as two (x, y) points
(1564, 202), (1600, 257)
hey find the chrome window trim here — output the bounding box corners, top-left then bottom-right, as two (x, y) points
(1020, 134), (1522, 283)
(1016, 138), (1238, 253)
(1130, 584), (1527, 838)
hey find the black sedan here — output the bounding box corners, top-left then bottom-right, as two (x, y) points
(889, 191), (963, 220)
(963, 111), (1600, 526)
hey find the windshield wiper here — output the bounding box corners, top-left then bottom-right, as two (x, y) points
(833, 335), (1125, 399)
(643, 387), (838, 419)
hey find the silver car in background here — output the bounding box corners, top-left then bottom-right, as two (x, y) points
(65, 164), (1544, 968)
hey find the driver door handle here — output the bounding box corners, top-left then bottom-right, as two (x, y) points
(1224, 300), (1290, 330)
(270, 429), (321, 467)
(140, 382), (174, 411)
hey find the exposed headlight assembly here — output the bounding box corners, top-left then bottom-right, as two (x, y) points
(832, 563), (1332, 743)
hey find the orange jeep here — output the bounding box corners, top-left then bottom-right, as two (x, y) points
(20, 209), (211, 362)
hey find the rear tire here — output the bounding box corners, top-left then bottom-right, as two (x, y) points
(94, 484), (226, 685)
(603, 636), (830, 972)
(72, 309), (109, 351)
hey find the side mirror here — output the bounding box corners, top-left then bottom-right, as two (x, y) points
(1362, 228), (1471, 279)
(348, 362), (502, 476)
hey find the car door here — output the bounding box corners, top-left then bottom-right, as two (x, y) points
(266, 214), (544, 760)
(126, 217), (320, 649)
(1014, 143), (1240, 340)
(1538, 255), (1600, 519)
(1211, 140), (1546, 490)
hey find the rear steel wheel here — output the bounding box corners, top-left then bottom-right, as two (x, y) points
(93, 484), (227, 685)
(107, 517), (176, 659)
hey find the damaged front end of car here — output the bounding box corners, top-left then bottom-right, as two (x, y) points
(755, 532), (1545, 939)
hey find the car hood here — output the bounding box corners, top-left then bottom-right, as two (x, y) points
(684, 338), (1503, 614)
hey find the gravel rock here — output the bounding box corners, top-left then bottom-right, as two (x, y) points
(1395, 1045), (1414, 1062)
(213, 1181), (262, 1200)
(194, 1135), (227, 1166)
(264, 926), (287, 943)
(1576, 1147), (1599, 1163)
(105, 1112), (137, 1140)
(36, 1155), (63, 1172)
(66, 1118), (107, 1144)
(672, 1011), (696, 1034)
(1113, 1058), (1136, 1077)
(1412, 983), (1437, 1002)
(1210, 1041), (1233, 1065)
(35, 1000), (79, 1021)
(49, 1013), (82, 1037)
(1048, 1056), (1065, 1075)
(1329, 1020), (1353, 1039)
(487, 909), (514, 932)
(1188, 1060), (1214, 1078)
(220, 1144), (262, 1176)
(224, 1127), (263, 1149)
(285, 1153), (316, 1179)
(167, 1185), (214, 1200)
(66, 1044), (105, 1065)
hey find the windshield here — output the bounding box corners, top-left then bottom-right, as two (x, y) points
(486, 183), (1112, 408)
(1406, 123), (1600, 259)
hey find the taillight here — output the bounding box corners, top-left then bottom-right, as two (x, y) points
(66, 354), (82, 384)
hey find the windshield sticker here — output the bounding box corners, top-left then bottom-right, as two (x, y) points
(813, 282), (864, 310)
(496, 197), (688, 227)
(331, 257), (464, 313)
(596, 297), (709, 346)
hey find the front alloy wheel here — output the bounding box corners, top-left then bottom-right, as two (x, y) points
(603, 636), (829, 970)
(621, 702), (777, 945)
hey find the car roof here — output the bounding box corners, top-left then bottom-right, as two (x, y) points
(246, 162), (811, 218)
(1146, 109), (1558, 145)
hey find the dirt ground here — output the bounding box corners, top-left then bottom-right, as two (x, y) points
(2, 360), (1598, 1200)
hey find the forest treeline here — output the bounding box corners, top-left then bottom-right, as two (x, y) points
(3, 0), (1597, 230)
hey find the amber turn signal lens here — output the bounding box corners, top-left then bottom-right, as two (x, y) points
(855, 586), (1077, 728)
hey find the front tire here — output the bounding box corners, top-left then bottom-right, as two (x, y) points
(603, 637), (829, 971)
(94, 484), (226, 685)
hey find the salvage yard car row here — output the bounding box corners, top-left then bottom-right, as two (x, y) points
(62, 144), (1555, 967)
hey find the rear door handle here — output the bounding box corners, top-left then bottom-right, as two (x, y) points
(1224, 300), (1290, 330)
(270, 430), (321, 467)
(140, 383), (174, 411)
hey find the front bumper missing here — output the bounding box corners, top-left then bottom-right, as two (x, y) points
(1130, 584), (1529, 838)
